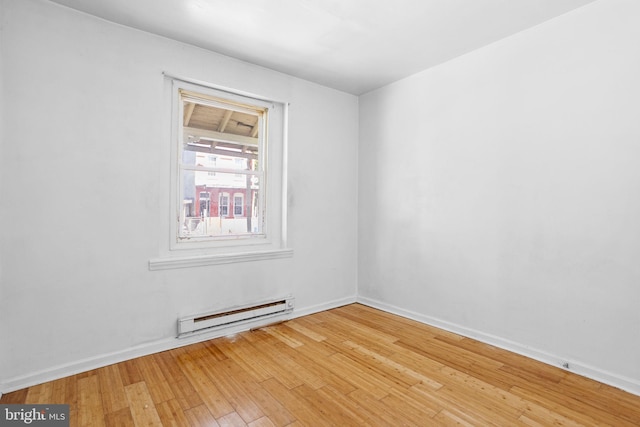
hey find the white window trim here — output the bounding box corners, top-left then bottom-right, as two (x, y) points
(149, 73), (291, 270)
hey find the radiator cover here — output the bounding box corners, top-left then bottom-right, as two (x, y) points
(177, 295), (295, 338)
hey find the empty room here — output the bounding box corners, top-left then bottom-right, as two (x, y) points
(1, 0), (639, 425)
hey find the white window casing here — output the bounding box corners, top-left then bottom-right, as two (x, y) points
(149, 75), (292, 270)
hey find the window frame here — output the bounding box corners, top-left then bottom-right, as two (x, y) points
(148, 76), (292, 270)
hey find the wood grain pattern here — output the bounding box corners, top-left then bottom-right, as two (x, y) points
(2, 304), (639, 426)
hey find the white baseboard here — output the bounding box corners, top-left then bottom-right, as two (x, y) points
(290, 295), (357, 318)
(0, 295), (357, 395)
(357, 296), (640, 397)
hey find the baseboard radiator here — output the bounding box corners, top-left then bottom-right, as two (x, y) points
(177, 295), (295, 338)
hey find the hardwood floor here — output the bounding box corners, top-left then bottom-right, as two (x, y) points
(2, 304), (639, 426)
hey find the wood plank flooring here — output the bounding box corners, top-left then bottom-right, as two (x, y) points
(2, 303), (639, 426)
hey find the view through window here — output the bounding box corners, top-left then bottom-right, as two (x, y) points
(178, 89), (266, 240)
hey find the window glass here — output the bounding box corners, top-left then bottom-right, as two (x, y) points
(178, 89), (265, 239)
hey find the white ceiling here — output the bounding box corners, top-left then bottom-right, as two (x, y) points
(47, 0), (596, 95)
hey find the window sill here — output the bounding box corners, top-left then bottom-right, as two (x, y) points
(148, 248), (293, 271)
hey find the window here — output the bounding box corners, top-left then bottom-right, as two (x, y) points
(148, 76), (292, 269)
(233, 194), (244, 216)
(219, 193), (229, 217)
(178, 87), (265, 240)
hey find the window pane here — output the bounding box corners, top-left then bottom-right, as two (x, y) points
(180, 170), (261, 238)
(178, 89), (264, 240)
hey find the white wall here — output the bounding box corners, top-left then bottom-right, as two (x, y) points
(0, 0), (358, 390)
(359, 0), (640, 393)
